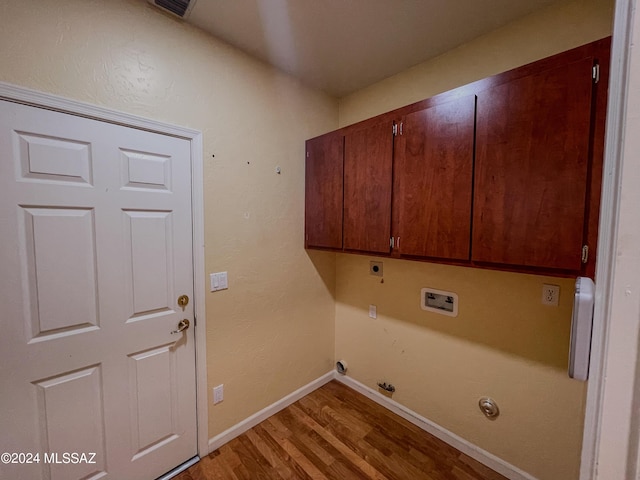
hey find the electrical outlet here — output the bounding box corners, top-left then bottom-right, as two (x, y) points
(213, 384), (224, 404)
(369, 304), (377, 319)
(542, 284), (560, 306)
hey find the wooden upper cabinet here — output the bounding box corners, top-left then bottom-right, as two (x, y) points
(305, 131), (344, 249)
(304, 38), (609, 277)
(472, 56), (595, 271)
(343, 121), (394, 253)
(393, 95), (476, 260)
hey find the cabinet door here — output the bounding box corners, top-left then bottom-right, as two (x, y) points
(473, 57), (594, 271)
(305, 131), (344, 249)
(393, 95), (475, 260)
(343, 121), (393, 253)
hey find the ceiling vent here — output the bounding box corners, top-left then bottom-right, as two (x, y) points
(148, 0), (197, 19)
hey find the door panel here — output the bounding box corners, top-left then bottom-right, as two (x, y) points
(120, 149), (171, 191)
(473, 57), (594, 270)
(393, 96), (475, 260)
(343, 121), (393, 253)
(123, 210), (174, 319)
(16, 132), (93, 185)
(305, 131), (344, 249)
(128, 344), (179, 457)
(0, 100), (197, 480)
(21, 207), (99, 339)
(33, 366), (107, 480)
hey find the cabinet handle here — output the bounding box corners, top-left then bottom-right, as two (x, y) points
(581, 245), (589, 263)
(397, 237), (400, 249)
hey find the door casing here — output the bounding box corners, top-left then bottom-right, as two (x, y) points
(579, 0), (634, 478)
(0, 80), (209, 460)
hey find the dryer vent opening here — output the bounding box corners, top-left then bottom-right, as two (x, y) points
(336, 360), (348, 375)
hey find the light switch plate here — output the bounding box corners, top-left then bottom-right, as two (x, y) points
(210, 272), (229, 292)
(218, 271), (228, 289)
(213, 384), (224, 404)
(369, 305), (377, 319)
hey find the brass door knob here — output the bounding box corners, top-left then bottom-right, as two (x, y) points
(171, 319), (190, 334)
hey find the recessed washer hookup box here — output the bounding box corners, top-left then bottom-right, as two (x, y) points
(421, 287), (458, 317)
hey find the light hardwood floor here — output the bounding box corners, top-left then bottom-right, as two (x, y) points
(176, 380), (508, 480)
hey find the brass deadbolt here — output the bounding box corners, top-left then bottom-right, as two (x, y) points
(177, 295), (189, 307)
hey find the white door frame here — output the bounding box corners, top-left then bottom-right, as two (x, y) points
(0, 81), (209, 460)
(580, 0), (635, 478)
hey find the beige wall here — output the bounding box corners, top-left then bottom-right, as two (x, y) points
(339, 0), (614, 127)
(0, 0), (338, 438)
(0, 0), (622, 478)
(335, 0), (614, 479)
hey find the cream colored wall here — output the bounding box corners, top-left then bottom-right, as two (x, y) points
(335, 0), (614, 479)
(339, 0), (614, 127)
(0, 0), (620, 476)
(0, 0), (338, 438)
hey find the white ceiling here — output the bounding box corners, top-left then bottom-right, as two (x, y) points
(186, 0), (561, 97)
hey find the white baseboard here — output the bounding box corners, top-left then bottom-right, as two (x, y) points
(335, 374), (537, 480)
(208, 371), (334, 452)
(207, 370), (536, 480)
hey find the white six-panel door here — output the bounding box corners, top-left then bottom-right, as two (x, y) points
(0, 100), (197, 479)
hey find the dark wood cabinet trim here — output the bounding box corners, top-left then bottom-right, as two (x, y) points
(582, 37), (611, 280)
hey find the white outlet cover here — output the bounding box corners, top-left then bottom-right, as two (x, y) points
(542, 284), (560, 306)
(369, 304), (377, 319)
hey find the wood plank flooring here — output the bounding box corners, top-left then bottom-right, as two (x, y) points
(175, 380), (508, 480)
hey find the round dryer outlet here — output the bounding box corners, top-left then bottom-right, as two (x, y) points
(478, 397), (500, 419)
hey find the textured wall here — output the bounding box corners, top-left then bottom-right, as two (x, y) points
(335, 0), (614, 479)
(0, 0), (620, 477)
(339, 0), (614, 127)
(0, 0), (338, 438)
